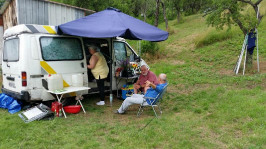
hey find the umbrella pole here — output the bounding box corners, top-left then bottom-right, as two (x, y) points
(109, 38), (113, 106)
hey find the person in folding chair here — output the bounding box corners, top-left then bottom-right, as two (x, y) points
(115, 73), (167, 115)
(133, 65), (159, 94)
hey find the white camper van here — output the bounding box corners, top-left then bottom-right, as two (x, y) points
(1, 24), (146, 101)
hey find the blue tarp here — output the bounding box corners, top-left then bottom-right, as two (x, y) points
(0, 94), (21, 114)
(58, 7), (168, 42)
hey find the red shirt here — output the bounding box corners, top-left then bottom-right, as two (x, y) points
(138, 71), (159, 86)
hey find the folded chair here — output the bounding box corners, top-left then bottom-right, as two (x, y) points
(137, 84), (168, 118)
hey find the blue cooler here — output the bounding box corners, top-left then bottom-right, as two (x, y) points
(121, 85), (134, 100)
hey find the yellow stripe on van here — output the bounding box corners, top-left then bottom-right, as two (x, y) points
(40, 61), (76, 96)
(43, 26), (57, 34)
(40, 61), (57, 74)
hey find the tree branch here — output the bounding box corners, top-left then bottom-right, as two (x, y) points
(237, 0), (254, 6)
(255, 0), (263, 5)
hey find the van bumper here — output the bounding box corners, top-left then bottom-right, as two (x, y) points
(1, 88), (30, 101)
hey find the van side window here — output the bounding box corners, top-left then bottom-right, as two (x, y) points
(3, 38), (19, 62)
(40, 37), (83, 61)
(114, 41), (136, 62)
(114, 42), (126, 61)
(125, 44), (135, 61)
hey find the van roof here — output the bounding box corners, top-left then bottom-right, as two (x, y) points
(4, 24), (58, 38)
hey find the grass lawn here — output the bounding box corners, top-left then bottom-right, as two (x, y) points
(1, 8), (266, 149)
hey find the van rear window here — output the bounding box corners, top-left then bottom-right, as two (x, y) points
(40, 37), (83, 61)
(3, 38), (19, 62)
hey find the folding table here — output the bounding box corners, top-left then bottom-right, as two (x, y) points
(47, 86), (90, 118)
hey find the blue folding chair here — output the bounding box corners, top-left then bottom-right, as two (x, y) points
(137, 84), (168, 118)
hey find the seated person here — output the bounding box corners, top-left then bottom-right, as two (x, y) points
(133, 65), (159, 94)
(115, 73), (167, 114)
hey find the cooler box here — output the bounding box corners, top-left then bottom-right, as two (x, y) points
(121, 85), (134, 100)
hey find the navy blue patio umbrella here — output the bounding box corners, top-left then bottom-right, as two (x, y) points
(58, 8), (168, 105)
(58, 7), (168, 41)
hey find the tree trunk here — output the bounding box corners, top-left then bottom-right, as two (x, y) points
(144, 13), (146, 22)
(142, 1), (147, 22)
(161, 1), (168, 30)
(177, 10), (181, 23)
(246, 50), (253, 70)
(154, 0), (160, 27)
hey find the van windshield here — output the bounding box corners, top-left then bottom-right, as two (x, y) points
(40, 37), (83, 61)
(3, 38), (19, 62)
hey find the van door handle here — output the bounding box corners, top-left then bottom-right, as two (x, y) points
(7, 63), (10, 67)
(81, 62), (84, 68)
(6, 76), (15, 81)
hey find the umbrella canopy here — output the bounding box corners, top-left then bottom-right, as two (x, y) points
(58, 7), (168, 41)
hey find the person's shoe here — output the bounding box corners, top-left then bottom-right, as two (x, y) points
(96, 101), (105, 105)
(113, 109), (124, 114)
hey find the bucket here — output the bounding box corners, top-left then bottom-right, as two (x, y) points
(72, 74), (83, 87)
(121, 85), (134, 100)
(47, 74), (63, 91)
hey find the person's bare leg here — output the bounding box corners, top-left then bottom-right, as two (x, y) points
(143, 86), (149, 94)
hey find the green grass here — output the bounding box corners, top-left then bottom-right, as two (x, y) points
(1, 7), (266, 149)
(194, 28), (236, 48)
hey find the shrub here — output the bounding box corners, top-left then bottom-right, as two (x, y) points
(194, 29), (235, 48)
(167, 26), (175, 35)
(141, 40), (159, 55)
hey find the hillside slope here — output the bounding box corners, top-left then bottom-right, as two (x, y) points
(0, 5), (265, 149)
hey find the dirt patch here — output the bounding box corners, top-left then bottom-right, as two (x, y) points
(198, 126), (228, 148)
(219, 68), (234, 75)
(255, 60), (266, 74)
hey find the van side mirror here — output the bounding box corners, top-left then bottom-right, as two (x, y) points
(135, 56), (141, 62)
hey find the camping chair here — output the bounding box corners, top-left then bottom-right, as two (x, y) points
(137, 83), (168, 118)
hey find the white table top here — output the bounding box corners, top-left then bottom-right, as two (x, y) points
(47, 86), (91, 95)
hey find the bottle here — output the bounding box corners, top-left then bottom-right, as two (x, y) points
(110, 94), (113, 106)
(59, 108), (62, 117)
(54, 109), (57, 117)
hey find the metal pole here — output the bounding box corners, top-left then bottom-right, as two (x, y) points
(256, 28), (259, 72)
(256, 6), (260, 72)
(140, 41), (141, 56)
(138, 40), (141, 56)
(109, 38), (113, 106)
(243, 46), (247, 75)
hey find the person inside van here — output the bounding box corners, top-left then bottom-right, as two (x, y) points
(133, 65), (159, 94)
(87, 44), (109, 106)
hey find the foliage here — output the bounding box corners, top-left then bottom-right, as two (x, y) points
(117, 58), (130, 70)
(141, 41), (159, 55)
(51, 0), (213, 26)
(0, 0), (5, 8)
(205, 0), (263, 35)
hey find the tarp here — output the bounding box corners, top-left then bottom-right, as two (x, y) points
(58, 7), (168, 41)
(0, 93), (21, 114)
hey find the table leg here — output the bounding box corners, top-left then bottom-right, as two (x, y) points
(56, 94), (67, 118)
(78, 100), (86, 113)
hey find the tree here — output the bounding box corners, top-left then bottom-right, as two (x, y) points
(161, 0), (168, 30)
(206, 0), (264, 69)
(172, 0), (184, 23)
(206, 0), (264, 35)
(154, 0), (160, 27)
(139, 0), (154, 22)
